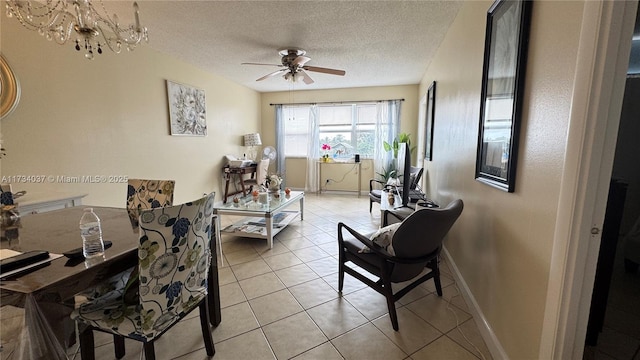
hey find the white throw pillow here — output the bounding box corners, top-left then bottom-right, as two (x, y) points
(359, 223), (401, 256)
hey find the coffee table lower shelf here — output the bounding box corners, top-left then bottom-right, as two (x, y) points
(220, 210), (300, 241)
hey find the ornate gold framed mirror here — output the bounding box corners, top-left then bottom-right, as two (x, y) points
(0, 54), (20, 119)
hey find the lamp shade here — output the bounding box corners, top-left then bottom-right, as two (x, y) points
(244, 133), (262, 146)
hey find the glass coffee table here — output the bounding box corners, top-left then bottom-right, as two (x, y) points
(213, 190), (304, 249)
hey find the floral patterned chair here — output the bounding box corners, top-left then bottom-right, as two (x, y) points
(71, 193), (216, 360)
(74, 179), (176, 303)
(126, 179), (175, 230)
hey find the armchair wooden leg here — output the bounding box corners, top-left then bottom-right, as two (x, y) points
(382, 279), (399, 331)
(379, 264), (399, 331)
(199, 300), (216, 356)
(114, 334), (126, 359)
(79, 328), (96, 360)
(338, 249), (345, 292)
(429, 259), (443, 297)
(369, 199), (373, 213)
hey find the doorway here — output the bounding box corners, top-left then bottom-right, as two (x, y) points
(583, 8), (640, 357)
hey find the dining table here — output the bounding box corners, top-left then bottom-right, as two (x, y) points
(0, 206), (221, 360)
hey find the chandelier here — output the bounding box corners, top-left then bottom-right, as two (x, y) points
(5, 0), (148, 60)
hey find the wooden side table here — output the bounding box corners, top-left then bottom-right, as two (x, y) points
(223, 164), (257, 203)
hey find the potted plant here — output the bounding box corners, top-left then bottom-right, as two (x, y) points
(376, 163), (398, 184)
(321, 143), (331, 162)
(383, 133), (416, 159)
(377, 133), (415, 183)
(264, 174), (283, 193)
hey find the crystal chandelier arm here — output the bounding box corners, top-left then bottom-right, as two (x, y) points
(5, 1), (75, 44)
(91, 1), (147, 53)
(20, 0), (67, 18)
(6, 1), (68, 29)
(93, 0), (140, 31)
(5, 0), (147, 58)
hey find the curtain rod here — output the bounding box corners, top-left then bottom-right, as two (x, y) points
(269, 98), (405, 106)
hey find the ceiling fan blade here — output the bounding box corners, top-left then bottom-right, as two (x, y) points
(241, 62), (284, 67)
(299, 70), (315, 84)
(256, 69), (288, 81)
(303, 66), (346, 76)
(292, 56), (311, 67)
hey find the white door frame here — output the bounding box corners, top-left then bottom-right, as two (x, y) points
(539, 1), (638, 358)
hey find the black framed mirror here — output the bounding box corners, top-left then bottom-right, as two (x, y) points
(475, 0), (532, 192)
(424, 81), (436, 162)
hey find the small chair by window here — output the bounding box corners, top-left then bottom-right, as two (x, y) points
(338, 199), (463, 330)
(244, 159), (270, 192)
(368, 167), (423, 212)
(72, 193), (216, 360)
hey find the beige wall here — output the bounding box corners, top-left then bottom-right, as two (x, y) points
(260, 86), (419, 191)
(0, 19), (260, 207)
(418, 1), (583, 358)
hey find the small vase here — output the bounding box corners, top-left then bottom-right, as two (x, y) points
(388, 193), (395, 206)
(268, 184), (280, 193)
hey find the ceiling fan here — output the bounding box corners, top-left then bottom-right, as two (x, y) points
(242, 48), (346, 85)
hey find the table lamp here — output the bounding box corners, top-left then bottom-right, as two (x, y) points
(243, 133), (262, 161)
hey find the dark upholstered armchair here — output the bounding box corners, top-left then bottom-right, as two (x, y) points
(368, 166), (423, 212)
(338, 199), (463, 330)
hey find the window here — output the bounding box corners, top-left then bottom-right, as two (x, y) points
(282, 106), (310, 157)
(276, 100), (400, 192)
(283, 102), (380, 159)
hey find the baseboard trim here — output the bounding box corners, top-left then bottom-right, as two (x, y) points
(316, 190), (364, 196)
(443, 246), (509, 360)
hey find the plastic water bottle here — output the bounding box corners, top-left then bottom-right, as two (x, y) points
(80, 208), (105, 258)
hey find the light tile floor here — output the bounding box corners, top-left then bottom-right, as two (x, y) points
(66, 193), (492, 360)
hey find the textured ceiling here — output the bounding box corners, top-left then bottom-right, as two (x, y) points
(109, 1), (463, 92)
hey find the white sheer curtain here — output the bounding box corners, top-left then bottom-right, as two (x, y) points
(276, 100), (401, 190)
(305, 105), (319, 192)
(274, 105), (286, 187)
(373, 100), (401, 180)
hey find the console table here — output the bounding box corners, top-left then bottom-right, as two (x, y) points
(223, 164), (257, 203)
(317, 161), (361, 196)
(18, 192), (87, 216)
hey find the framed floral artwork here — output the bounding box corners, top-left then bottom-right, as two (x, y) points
(166, 80), (207, 136)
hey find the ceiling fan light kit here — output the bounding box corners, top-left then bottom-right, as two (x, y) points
(242, 48), (346, 84)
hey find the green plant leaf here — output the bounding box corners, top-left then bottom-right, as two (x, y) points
(376, 163), (398, 182)
(381, 133), (416, 159)
(398, 133), (411, 145)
